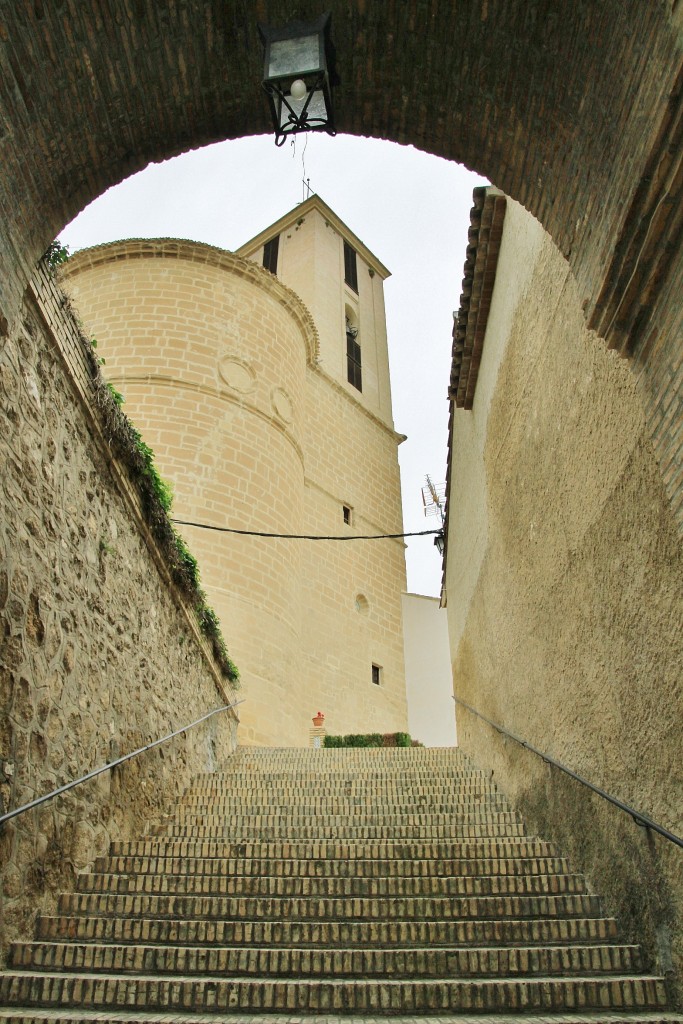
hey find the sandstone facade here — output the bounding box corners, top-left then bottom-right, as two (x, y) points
(61, 200), (408, 747)
(0, 264), (238, 962)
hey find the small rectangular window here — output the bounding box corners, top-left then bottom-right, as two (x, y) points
(343, 505), (352, 525)
(344, 240), (358, 292)
(263, 235), (279, 275)
(371, 664), (382, 686)
(346, 328), (362, 392)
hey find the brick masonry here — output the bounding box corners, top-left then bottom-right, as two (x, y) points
(0, 263), (238, 963)
(61, 237), (408, 747)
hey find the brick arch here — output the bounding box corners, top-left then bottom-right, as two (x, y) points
(0, 1), (681, 514)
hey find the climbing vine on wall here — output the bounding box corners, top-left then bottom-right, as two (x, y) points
(43, 246), (239, 684)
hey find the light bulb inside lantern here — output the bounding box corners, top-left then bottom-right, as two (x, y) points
(290, 78), (307, 101)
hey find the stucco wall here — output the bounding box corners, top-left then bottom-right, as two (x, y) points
(0, 266), (238, 963)
(445, 200), (683, 998)
(402, 593), (456, 747)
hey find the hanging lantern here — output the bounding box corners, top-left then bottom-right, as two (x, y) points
(259, 13), (335, 146)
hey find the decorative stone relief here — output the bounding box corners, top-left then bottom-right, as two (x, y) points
(271, 386), (293, 424)
(218, 356), (256, 395)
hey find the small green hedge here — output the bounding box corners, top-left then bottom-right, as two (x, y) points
(324, 732), (419, 748)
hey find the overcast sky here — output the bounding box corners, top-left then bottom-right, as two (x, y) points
(60, 133), (485, 596)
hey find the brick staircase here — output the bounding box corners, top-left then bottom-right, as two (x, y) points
(1, 745), (681, 1022)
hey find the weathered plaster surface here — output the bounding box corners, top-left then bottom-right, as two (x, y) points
(0, 280), (237, 962)
(446, 202), (683, 1000)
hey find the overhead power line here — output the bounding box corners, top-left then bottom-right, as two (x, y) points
(171, 518), (442, 541)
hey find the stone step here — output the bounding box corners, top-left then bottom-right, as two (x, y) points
(201, 770), (491, 786)
(2, 1011), (682, 1024)
(226, 761), (473, 771)
(230, 748), (466, 760)
(229, 749), (464, 757)
(94, 854), (571, 878)
(0, 971), (669, 1014)
(218, 762), (476, 771)
(36, 914), (621, 948)
(10, 941), (644, 978)
(216, 771), (479, 782)
(169, 810), (521, 827)
(178, 795), (506, 811)
(57, 892), (604, 922)
(75, 871), (588, 899)
(187, 771), (493, 784)
(156, 822), (529, 840)
(184, 777), (496, 792)
(3, 745), (674, 1022)
(109, 837), (559, 860)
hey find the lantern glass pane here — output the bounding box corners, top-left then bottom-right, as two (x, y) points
(279, 89), (328, 130)
(269, 34), (320, 78)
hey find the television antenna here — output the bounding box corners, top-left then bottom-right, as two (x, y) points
(421, 475), (446, 525)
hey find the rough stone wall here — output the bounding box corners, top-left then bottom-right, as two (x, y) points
(62, 241), (408, 746)
(0, 266), (238, 963)
(445, 201), (683, 1000)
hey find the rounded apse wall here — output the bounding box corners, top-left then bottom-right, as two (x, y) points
(62, 240), (318, 746)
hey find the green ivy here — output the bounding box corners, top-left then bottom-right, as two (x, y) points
(173, 531), (200, 590)
(42, 291), (241, 688)
(43, 239), (70, 270)
(131, 430), (174, 513)
(324, 732), (418, 748)
(197, 600), (239, 681)
(106, 382), (125, 407)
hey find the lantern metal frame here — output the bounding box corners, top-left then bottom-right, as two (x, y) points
(259, 12), (336, 146)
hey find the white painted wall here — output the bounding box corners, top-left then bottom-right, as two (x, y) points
(402, 592), (456, 746)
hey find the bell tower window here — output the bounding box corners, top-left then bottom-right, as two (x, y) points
(344, 240), (358, 293)
(346, 316), (362, 392)
(263, 235), (279, 274)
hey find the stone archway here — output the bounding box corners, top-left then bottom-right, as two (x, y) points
(1, 1), (681, 517)
(1, 0), (682, 987)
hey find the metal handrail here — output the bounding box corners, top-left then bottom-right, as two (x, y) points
(453, 695), (682, 849)
(0, 699), (244, 828)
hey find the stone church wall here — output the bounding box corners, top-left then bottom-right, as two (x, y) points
(62, 240), (409, 746)
(445, 200), (683, 997)
(0, 265), (238, 962)
(61, 241), (312, 746)
(300, 367), (408, 737)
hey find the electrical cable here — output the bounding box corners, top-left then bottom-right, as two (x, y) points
(603, 185), (673, 342)
(171, 518), (442, 541)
